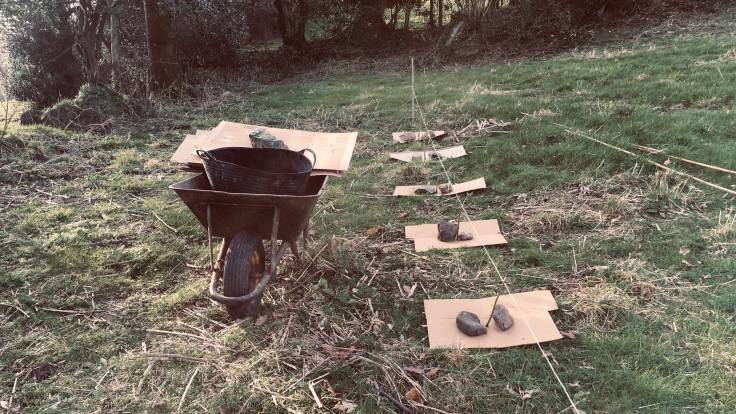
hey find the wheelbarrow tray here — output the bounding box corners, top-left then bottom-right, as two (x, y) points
(170, 173), (327, 241)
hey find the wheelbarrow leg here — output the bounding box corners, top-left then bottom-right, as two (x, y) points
(215, 237), (230, 272)
(302, 220), (310, 251)
(269, 207), (280, 275)
(289, 239), (301, 263)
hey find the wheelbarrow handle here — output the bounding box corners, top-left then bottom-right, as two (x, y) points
(196, 149), (215, 160)
(299, 148), (317, 167)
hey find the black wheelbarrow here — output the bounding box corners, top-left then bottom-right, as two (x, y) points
(170, 173), (327, 318)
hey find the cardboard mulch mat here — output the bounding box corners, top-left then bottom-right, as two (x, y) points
(393, 178), (486, 197)
(170, 121), (358, 176)
(389, 145), (466, 163)
(423, 290), (563, 349)
(392, 130), (447, 144)
(405, 219), (507, 252)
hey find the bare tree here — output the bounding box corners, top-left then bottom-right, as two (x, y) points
(429, 0), (435, 27)
(143, 0), (179, 90)
(438, 0), (444, 27)
(274, 0), (307, 50)
(108, 0), (124, 87)
(0, 63), (18, 151)
(403, 0), (412, 30)
(73, 0), (108, 84)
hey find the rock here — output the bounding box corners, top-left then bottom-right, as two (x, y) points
(457, 231), (473, 241)
(19, 109), (42, 125)
(437, 219), (459, 242)
(456, 311), (488, 336)
(492, 304), (514, 331)
(430, 152), (442, 160)
(438, 183), (453, 194)
(249, 127), (288, 149)
(414, 185), (437, 195)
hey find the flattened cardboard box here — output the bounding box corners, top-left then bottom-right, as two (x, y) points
(170, 121), (358, 175)
(170, 130), (210, 168)
(389, 145), (466, 163)
(405, 219), (507, 252)
(423, 290), (563, 349)
(392, 130), (446, 144)
(393, 178), (486, 197)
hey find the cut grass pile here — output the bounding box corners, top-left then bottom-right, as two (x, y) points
(2, 10), (736, 414)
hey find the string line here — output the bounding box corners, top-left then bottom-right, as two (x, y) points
(411, 84), (581, 414)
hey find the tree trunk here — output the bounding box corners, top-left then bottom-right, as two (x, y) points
(109, 1), (122, 87)
(438, 0), (443, 27)
(403, 2), (411, 30)
(143, 0), (179, 91)
(74, 0), (107, 85)
(390, 4), (400, 29)
(429, 0), (435, 27)
(352, 0), (386, 36)
(274, 0), (307, 50)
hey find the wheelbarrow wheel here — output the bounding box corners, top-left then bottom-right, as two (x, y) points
(223, 231), (265, 319)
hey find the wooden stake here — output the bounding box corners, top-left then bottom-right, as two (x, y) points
(485, 293), (501, 327)
(411, 57), (415, 126)
(559, 125), (736, 197)
(632, 144), (736, 176)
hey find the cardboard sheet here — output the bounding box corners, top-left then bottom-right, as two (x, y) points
(393, 178), (486, 197)
(405, 219), (507, 252)
(170, 130), (210, 167)
(389, 145), (466, 163)
(392, 130), (447, 144)
(170, 121), (358, 175)
(423, 290), (563, 349)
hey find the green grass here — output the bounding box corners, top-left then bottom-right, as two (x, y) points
(2, 10), (736, 414)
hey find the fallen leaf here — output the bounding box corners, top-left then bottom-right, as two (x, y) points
(591, 265), (609, 273)
(561, 331), (577, 340)
(333, 400), (357, 413)
(679, 246), (690, 256)
(405, 387), (422, 402)
(425, 367), (439, 379)
(399, 212), (410, 220)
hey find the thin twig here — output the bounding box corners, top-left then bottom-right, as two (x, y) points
(146, 329), (225, 348)
(136, 361), (155, 396)
(308, 381), (324, 408)
(145, 353), (213, 364)
(153, 212), (178, 233)
(374, 386), (415, 414)
(7, 376), (18, 414)
(0, 303), (29, 318)
(177, 366), (200, 412)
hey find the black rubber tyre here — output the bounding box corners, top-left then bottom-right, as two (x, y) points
(223, 231), (265, 319)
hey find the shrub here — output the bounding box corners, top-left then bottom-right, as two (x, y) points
(2, 2), (83, 108)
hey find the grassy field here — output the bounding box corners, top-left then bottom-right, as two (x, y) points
(2, 11), (736, 414)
